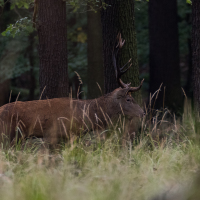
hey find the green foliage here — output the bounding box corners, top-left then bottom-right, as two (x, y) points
(13, 54), (31, 78)
(65, 0), (108, 12)
(186, 0), (192, 4)
(1, 0), (102, 38)
(9, 0), (33, 9)
(135, 0), (149, 64)
(178, 0), (192, 56)
(0, 0), (4, 7)
(1, 17), (34, 37)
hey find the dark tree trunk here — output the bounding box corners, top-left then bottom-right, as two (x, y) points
(37, 0), (68, 99)
(192, 0), (200, 110)
(0, 80), (10, 106)
(184, 5), (192, 98)
(0, 1), (11, 106)
(101, 0), (119, 94)
(149, 0), (182, 112)
(3, 0), (10, 12)
(101, 0), (140, 98)
(118, 0), (140, 100)
(185, 38), (192, 98)
(87, 8), (104, 98)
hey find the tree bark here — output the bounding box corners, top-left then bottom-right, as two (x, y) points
(87, 8), (104, 98)
(0, 1), (11, 106)
(185, 38), (192, 98)
(37, 0), (68, 99)
(101, 0), (140, 98)
(149, 0), (182, 112)
(118, 0), (140, 100)
(101, 0), (119, 94)
(192, 0), (200, 110)
(0, 80), (10, 106)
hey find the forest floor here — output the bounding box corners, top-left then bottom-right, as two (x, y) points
(0, 102), (199, 200)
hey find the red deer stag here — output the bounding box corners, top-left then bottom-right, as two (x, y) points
(0, 33), (144, 146)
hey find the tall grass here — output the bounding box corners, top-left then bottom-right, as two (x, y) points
(0, 100), (200, 200)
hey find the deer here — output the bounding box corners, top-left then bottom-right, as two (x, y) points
(0, 33), (144, 147)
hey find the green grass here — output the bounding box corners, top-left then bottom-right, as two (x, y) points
(0, 102), (200, 200)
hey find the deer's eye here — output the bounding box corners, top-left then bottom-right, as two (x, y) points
(126, 98), (131, 102)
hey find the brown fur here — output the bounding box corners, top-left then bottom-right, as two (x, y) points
(0, 87), (144, 145)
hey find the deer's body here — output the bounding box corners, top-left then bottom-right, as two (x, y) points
(0, 88), (144, 144)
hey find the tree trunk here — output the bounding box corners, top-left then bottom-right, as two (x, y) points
(185, 38), (192, 98)
(149, 0), (182, 112)
(0, 80), (10, 106)
(101, 0), (119, 94)
(0, 1), (11, 106)
(87, 8), (104, 98)
(101, 0), (140, 97)
(118, 0), (140, 100)
(184, 5), (192, 98)
(37, 0), (68, 99)
(192, 0), (200, 110)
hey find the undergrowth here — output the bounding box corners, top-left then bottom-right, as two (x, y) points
(0, 100), (200, 200)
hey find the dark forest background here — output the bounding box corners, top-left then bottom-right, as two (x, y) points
(0, 0), (192, 114)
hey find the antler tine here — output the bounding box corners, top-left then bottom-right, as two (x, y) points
(113, 50), (118, 80)
(113, 33), (131, 88)
(116, 33), (125, 49)
(128, 79), (144, 92)
(120, 58), (132, 74)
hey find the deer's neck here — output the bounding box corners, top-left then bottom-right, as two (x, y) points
(87, 95), (118, 120)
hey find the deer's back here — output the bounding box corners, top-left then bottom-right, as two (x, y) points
(0, 98), (88, 141)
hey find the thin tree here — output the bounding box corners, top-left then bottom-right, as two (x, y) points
(101, 0), (118, 94)
(87, 6), (104, 98)
(37, 0), (69, 99)
(149, 0), (182, 112)
(192, 0), (200, 110)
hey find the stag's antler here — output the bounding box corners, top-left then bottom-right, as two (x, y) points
(113, 33), (144, 92)
(113, 33), (131, 88)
